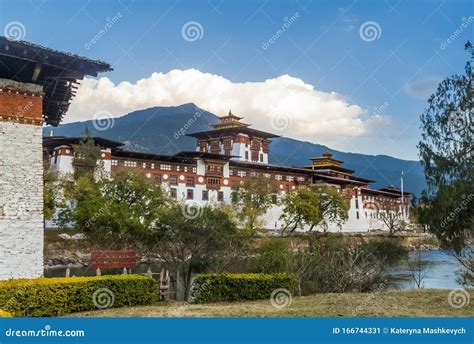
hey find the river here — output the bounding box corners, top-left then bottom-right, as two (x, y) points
(386, 249), (465, 290)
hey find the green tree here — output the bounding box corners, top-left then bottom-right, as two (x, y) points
(62, 171), (170, 249)
(43, 168), (65, 221)
(251, 237), (294, 273)
(74, 128), (101, 179)
(231, 176), (277, 233)
(280, 184), (348, 232)
(418, 42), (473, 252)
(146, 204), (247, 300)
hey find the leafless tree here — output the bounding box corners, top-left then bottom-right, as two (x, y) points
(377, 210), (402, 235)
(407, 251), (432, 289)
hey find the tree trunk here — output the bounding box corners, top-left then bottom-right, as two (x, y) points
(183, 265), (193, 301)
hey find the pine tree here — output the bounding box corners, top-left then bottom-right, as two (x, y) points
(417, 42), (473, 252)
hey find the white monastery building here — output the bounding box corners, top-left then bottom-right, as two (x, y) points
(44, 111), (411, 233)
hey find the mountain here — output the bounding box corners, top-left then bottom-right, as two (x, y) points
(44, 103), (427, 196)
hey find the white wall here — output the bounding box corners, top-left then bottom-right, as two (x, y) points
(0, 122), (44, 280)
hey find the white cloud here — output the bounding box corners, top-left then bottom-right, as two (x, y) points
(67, 69), (379, 144)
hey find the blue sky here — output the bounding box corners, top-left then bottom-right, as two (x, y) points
(1, 0), (472, 160)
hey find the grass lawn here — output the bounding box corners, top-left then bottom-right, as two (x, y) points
(70, 289), (473, 317)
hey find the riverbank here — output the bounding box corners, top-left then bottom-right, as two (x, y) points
(68, 289), (472, 317)
(44, 229), (439, 267)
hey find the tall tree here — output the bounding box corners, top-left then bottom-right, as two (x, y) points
(418, 42), (473, 252)
(231, 176), (277, 233)
(280, 184), (348, 232)
(146, 204), (247, 300)
(61, 171), (170, 249)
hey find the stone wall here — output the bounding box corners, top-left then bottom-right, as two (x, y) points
(0, 80), (44, 280)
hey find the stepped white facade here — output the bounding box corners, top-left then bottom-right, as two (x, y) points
(44, 112), (411, 233)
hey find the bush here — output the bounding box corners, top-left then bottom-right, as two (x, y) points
(190, 273), (297, 303)
(251, 238), (293, 273)
(305, 234), (389, 293)
(0, 310), (12, 317)
(361, 237), (408, 265)
(0, 275), (157, 317)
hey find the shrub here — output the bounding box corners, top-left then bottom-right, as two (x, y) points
(306, 234), (389, 293)
(251, 238), (293, 273)
(0, 275), (157, 317)
(0, 310), (12, 318)
(361, 237), (408, 265)
(190, 273), (297, 303)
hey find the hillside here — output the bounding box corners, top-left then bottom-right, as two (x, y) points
(44, 103), (427, 196)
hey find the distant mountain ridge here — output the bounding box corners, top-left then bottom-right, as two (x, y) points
(44, 103), (427, 196)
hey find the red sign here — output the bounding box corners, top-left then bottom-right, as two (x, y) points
(90, 250), (137, 269)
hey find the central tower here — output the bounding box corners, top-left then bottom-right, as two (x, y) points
(188, 110), (279, 164)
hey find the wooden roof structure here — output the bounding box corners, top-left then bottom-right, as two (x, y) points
(43, 136), (124, 149)
(211, 110), (250, 130)
(0, 37), (112, 126)
(187, 126), (280, 140)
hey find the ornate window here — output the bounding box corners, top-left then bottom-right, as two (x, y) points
(187, 189), (194, 200)
(207, 177), (221, 189)
(169, 175), (178, 185)
(206, 163), (223, 175)
(154, 174), (162, 184)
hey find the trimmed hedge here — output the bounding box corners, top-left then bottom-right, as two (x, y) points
(0, 275), (158, 317)
(0, 310), (12, 317)
(190, 273), (297, 303)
